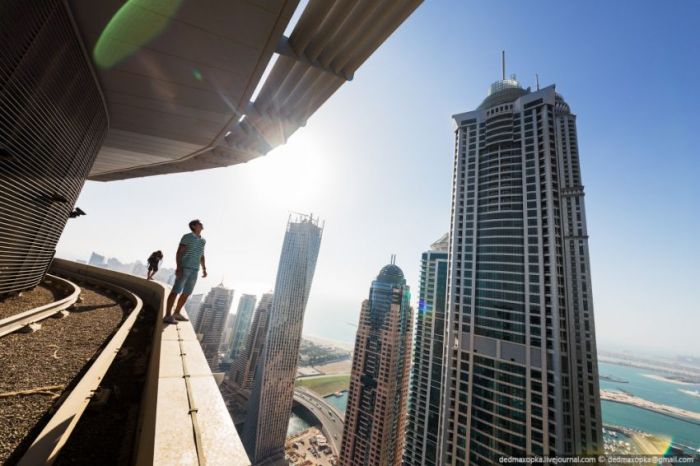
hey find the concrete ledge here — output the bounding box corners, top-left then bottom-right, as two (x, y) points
(51, 259), (250, 466)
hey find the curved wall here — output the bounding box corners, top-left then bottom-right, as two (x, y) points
(0, 0), (107, 294)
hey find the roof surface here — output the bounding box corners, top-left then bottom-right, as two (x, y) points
(377, 264), (405, 285)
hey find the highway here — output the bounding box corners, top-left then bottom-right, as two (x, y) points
(293, 387), (345, 455)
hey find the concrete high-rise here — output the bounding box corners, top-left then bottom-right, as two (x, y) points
(242, 214), (323, 465)
(340, 260), (413, 466)
(229, 293), (274, 392)
(441, 73), (602, 464)
(88, 252), (105, 267)
(229, 294), (258, 361)
(185, 293), (204, 325)
(405, 234), (449, 466)
(194, 284), (235, 370)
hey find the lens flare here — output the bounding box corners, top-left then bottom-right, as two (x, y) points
(94, 0), (183, 69)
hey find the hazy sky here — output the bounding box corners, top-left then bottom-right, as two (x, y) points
(58, 1), (700, 354)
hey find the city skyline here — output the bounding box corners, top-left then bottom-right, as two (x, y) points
(11, 2), (700, 465)
(56, 0), (700, 356)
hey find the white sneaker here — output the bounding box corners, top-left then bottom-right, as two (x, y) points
(173, 313), (189, 322)
(163, 315), (177, 324)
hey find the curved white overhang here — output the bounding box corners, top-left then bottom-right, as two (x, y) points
(66, 0), (421, 182)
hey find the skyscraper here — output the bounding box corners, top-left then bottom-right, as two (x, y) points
(243, 214), (323, 465)
(194, 284), (235, 370)
(229, 293), (274, 392)
(340, 260), (413, 466)
(88, 252), (105, 267)
(405, 234), (449, 466)
(185, 293), (204, 324)
(229, 294), (258, 361)
(441, 72), (602, 463)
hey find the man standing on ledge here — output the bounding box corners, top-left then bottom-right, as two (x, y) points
(164, 219), (208, 324)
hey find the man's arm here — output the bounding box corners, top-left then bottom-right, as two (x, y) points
(175, 244), (187, 276)
(200, 255), (207, 278)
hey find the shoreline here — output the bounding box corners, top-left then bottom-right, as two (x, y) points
(680, 389), (700, 399)
(601, 390), (700, 426)
(303, 334), (355, 352)
(600, 357), (700, 384)
(641, 373), (697, 386)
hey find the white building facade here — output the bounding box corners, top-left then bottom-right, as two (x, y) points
(441, 78), (602, 464)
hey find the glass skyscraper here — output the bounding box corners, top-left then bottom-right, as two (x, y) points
(194, 283), (235, 370)
(229, 293), (273, 392)
(340, 260), (413, 466)
(229, 294), (258, 361)
(441, 76), (602, 464)
(242, 214), (323, 465)
(405, 234), (449, 466)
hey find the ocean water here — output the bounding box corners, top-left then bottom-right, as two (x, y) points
(320, 363), (700, 449)
(287, 412), (311, 436)
(325, 391), (348, 412)
(598, 362), (700, 449)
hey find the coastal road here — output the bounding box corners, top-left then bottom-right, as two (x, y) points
(293, 387), (345, 455)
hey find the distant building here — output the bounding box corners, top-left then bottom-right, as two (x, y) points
(405, 234), (449, 466)
(185, 293), (204, 324)
(441, 74), (602, 463)
(229, 294), (258, 361)
(195, 284), (235, 370)
(229, 293), (273, 392)
(243, 214), (323, 465)
(106, 257), (129, 273)
(131, 260), (148, 277)
(88, 252), (105, 267)
(220, 313), (236, 356)
(340, 260), (413, 466)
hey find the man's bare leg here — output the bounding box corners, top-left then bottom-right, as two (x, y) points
(165, 291), (178, 317)
(173, 293), (190, 321)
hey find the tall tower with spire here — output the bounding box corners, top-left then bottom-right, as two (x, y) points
(340, 261), (413, 466)
(440, 62), (602, 463)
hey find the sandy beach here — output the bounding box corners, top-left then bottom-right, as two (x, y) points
(303, 334), (355, 352)
(680, 389), (700, 399)
(642, 373), (697, 386)
(600, 389), (700, 424)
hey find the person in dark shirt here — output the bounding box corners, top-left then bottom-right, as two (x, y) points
(146, 250), (163, 280)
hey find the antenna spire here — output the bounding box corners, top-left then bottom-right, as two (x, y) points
(501, 50), (505, 80)
(390, 254), (396, 265)
(536, 73), (540, 90)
